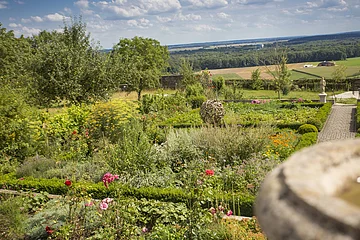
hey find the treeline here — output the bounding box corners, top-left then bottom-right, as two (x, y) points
(169, 38), (360, 72)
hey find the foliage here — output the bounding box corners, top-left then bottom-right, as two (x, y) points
(0, 174), (256, 217)
(266, 55), (292, 98)
(140, 92), (188, 114)
(111, 36), (169, 101)
(87, 100), (138, 143)
(200, 100), (225, 126)
(309, 102), (332, 131)
(297, 124), (318, 134)
(295, 132), (318, 151)
(251, 68), (263, 90)
(179, 58), (196, 87)
(0, 87), (38, 161)
(0, 196), (26, 239)
(29, 18), (113, 106)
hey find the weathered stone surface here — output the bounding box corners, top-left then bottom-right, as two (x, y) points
(255, 139), (360, 240)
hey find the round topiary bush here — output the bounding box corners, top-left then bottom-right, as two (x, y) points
(306, 118), (322, 131)
(298, 124), (318, 134)
(200, 100), (225, 126)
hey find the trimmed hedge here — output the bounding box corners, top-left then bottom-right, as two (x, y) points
(307, 102), (332, 131)
(0, 174), (255, 217)
(298, 124), (318, 134)
(295, 132), (318, 151)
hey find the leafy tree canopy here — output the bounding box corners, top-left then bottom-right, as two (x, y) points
(111, 36), (169, 101)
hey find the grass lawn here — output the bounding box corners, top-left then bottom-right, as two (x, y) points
(241, 90), (323, 100)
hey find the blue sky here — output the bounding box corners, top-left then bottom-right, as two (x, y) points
(1, 0), (359, 48)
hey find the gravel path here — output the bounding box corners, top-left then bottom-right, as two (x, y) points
(317, 104), (357, 143)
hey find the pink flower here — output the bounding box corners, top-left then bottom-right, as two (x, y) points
(85, 201), (94, 207)
(205, 169), (214, 176)
(102, 172), (119, 188)
(142, 227), (148, 233)
(64, 179), (72, 187)
(209, 207), (216, 215)
(102, 198), (113, 204)
(99, 201), (108, 210)
(226, 210), (233, 216)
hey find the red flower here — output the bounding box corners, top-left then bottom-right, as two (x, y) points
(205, 169), (214, 176)
(64, 179), (72, 187)
(45, 226), (54, 235)
(72, 130), (77, 135)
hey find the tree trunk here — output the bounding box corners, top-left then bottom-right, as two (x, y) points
(137, 90), (141, 101)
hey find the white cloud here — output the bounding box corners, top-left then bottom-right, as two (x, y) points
(185, 0), (228, 8)
(74, 0), (89, 9)
(192, 24), (221, 31)
(21, 18), (31, 23)
(306, 0), (348, 11)
(139, 0), (181, 14)
(0, 1), (8, 9)
(127, 18), (153, 28)
(14, 0), (24, 4)
(9, 17), (16, 21)
(176, 12), (202, 21)
(64, 7), (72, 13)
(95, 0), (181, 18)
(156, 16), (172, 22)
(9, 23), (22, 27)
(31, 16), (43, 22)
(18, 26), (41, 36)
(44, 13), (69, 22)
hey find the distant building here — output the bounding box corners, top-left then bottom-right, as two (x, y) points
(318, 61), (335, 67)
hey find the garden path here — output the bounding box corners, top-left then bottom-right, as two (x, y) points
(317, 104), (357, 143)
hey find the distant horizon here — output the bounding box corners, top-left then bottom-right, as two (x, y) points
(100, 30), (360, 49)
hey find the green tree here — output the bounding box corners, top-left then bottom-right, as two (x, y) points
(179, 58), (196, 88)
(251, 68), (263, 90)
(331, 65), (347, 91)
(266, 55), (292, 99)
(0, 23), (32, 89)
(111, 36), (169, 101)
(29, 18), (113, 106)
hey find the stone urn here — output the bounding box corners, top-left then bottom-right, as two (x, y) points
(255, 139), (360, 240)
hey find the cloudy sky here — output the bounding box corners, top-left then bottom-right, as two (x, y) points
(1, 0), (359, 48)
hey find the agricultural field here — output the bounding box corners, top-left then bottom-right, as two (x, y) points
(210, 57), (360, 80)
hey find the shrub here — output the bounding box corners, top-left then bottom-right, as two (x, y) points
(16, 155), (56, 179)
(87, 100), (138, 143)
(188, 95), (207, 109)
(0, 196), (26, 239)
(295, 132), (318, 151)
(297, 124), (318, 134)
(312, 102), (332, 131)
(306, 118), (322, 130)
(0, 87), (38, 161)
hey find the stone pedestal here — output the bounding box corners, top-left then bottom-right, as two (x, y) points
(255, 139), (360, 240)
(319, 93), (327, 103)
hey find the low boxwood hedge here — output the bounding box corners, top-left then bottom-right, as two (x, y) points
(0, 174), (255, 217)
(295, 132), (318, 151)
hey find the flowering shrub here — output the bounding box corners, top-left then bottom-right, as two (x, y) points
(102, 172), (119, 188)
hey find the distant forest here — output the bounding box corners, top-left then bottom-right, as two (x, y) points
(168, 32), (360, 72)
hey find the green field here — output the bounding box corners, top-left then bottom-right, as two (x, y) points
(289, 57), (360, 79)
(212, 73), (242, 79)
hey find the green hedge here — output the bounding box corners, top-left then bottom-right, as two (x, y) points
(0, 174), (255, 217)
(307, 102), (332, 131)
(295, 132), (318, 151)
